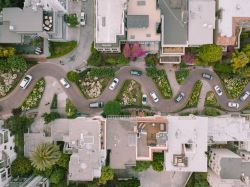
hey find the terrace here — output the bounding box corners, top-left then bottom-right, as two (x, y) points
(43, 12), (53, 32)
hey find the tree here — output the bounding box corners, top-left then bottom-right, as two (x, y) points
(87, 44), (102, 66)
(145, 54), (158, 67)
(56, 154), (70, 169)
(98, 166), (114, 185)
(64, 14), (79, 27)
(67, 71), (79, 83)
(152, 152), (164, 172)
(198, 44), (222, 65)
(130, 42), (145, 60)
(231, 51), (249, 72)
(123, 43), (131, 59)
(103, 101), (121, 116)
(7, 55), (27, 72)
(4, 116), (33, 134)
(116, 178), (140, 187)
(42, 112), (60, 124)
(30, 143), (61, 171)
(182, 53), (196, 64)
(11, 107), (22, 116)
(0, 47), (16, 58)
(132, 161), (151, 172)
(11, 157), (33, 177)
(50, 167), (65, 184)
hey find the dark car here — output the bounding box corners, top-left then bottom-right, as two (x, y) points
(130, 70), (142, 76)
(175, 92), (185, 103)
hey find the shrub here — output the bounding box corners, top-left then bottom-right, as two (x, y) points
(175, 70), (189, 84)
(103, 101), (121, 116)
(56, 154), (70, 169)
(88, 68), (115, 77)
(42, 112), (60, 124)
(152, 152), (164, 172)
(198, 44), (222, 65)
(64, 14), (79, 27)
(205, 91), (218, 107)
(11, 157), (33, 177)
(66, 99), (78, 119)
(185, 81), (202, 108)
(116, 178), (140, 187)
(50, 94), (57, 109)
(145, 54), (158, 67)
(213, 63), (233, 74)
(49, 41), (77, 58)
(98, 166), (114, 185)
(12, 107), (22, 116)
(8, 55), (27, 72)
(132, 161), (151, 172)
(67, 71), (79, 82)
(87, 43), (102, 66)
(0, 47), (16, 57)
(203, 108), (220, 116)
(231, 51), (249, 72)
(50, 167), (65, 184)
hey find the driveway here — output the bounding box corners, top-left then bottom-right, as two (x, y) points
(0, 64), (249, 116)
(139, 168), (190, 187)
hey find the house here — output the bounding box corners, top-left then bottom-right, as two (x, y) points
(207, 148), (250, 187)
(159, 0), (215, 63)
(216, 0), (250, 49)
(95, 0), (127, 53)
(126, 0), (161, 52)
(50, 117), (106, 182)
(0, 125), (16, 187)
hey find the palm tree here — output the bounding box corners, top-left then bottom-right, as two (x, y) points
(30, 143), (61, 171)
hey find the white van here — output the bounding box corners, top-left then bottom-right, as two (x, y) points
(20, 75), (32, 89)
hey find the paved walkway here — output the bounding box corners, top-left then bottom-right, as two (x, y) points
(0, 63), (250, 116)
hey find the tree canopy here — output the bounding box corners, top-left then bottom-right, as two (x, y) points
(11, 157), (33, 177)
(98, 166), (114, 185)
(4, 116), (33, 134)
(198, 44), (222, 65)
(231, 51), (249, 72)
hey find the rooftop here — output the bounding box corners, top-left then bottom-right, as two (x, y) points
(159, 0), (188, 45)
(188, 0), (215, 46)
(95, 0), (126, 44)
(208, 116), (250, 142)
(127, 0), (161, 42)
(2, 7), (43, 33)
(51, 118), (105, 181)
(217, 0), (250, 38)
(164, 116), (208, 172)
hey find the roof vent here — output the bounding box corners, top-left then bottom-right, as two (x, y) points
(9, 25), (15, 31)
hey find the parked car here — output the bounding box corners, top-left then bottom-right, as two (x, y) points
(80, 12), (87, 26)
(150, 91), (159, 103)
(20, 75), (32, 89)
(89, 102), (104, 108)
(228, 102), (239, 108)
(240, 91), (250, 101)
(214, 85), (222, 96)
(130, 69), (142, 76)
(142, 94), (147, 105)
(202, 73), (212, 80)
(60, 78), (70, 88)
(109, 78), (119, 90)
(175, 92), (185, 103)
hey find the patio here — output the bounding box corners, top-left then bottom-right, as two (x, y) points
(43, 12), (53, 32)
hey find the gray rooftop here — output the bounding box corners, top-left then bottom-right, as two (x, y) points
(0, 23), (22, 43)
(159, 0), (188, 45)
(127, 15), (149, 28)
(2, 7), (43, 33)
(220, 157), (250, 179)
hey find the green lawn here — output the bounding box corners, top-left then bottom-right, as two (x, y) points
(15, 131), (24, 156)
(48, 41), (77, 58)
(185, 81), (202, 108)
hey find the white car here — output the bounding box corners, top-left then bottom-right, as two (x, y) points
(20, 75), (32, 89)
(60, 78), (70, 88)
(150, 91), (159, 103)
(109, 78), (119, 90)
(80, 12), (86, 26)
(228, 102), (239, 108)
(142, 94), (147, 105)
(214, 85), (223, 96)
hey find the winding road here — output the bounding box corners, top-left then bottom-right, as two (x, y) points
(0, 62), (249, 116)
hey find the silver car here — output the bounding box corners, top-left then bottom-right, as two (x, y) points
(150, 91), (159, 103)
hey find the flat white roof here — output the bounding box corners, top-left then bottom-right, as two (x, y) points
(218, 0), (250, 37)
(165, 116), (208, 172)
(95, 0), (126, 44)
(188, 0), (215, 45)
(208, 116), (250, 142)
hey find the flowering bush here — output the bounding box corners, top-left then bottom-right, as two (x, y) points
(21, 79), (45, 111)
(0, 72), (17, 96)
(185, 81), (202, 108)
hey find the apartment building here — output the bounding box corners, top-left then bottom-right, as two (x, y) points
(216, 0), (250, 50)
(50, 117), (107, 182)
(95, 0), (127, 53)
(208, 148), (250, 187)
(0, 127), (16, 187)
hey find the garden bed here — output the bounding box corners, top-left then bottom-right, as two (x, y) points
(205, 91), (218, 107)
(218, 74), (249, 99)
(48, 41), (77, 58)
(175, 69), (189, 84)
(146, 68), (172, 99)
(185, 81), (202, 108)
(21, 78), (45, 111)
(116, 80), (142, 106)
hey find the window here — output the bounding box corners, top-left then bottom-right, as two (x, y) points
(130, 35), (135, 39)
(137, 1), (145, 6)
